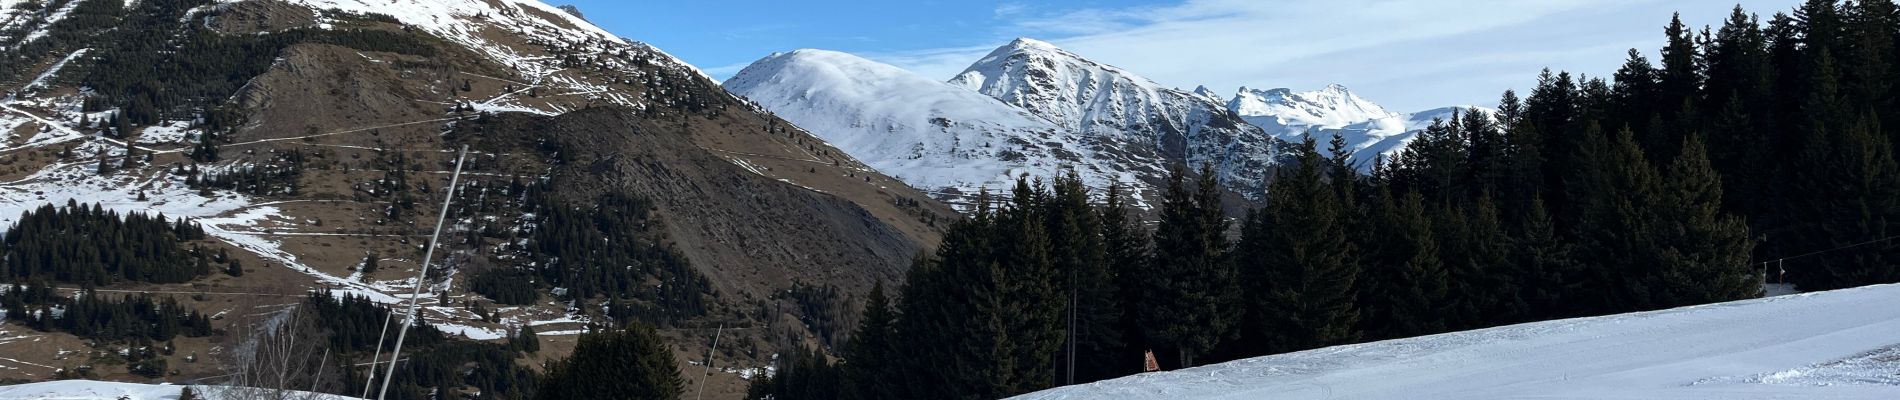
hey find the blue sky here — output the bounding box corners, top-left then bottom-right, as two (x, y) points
(566, 0), (1152, 73)
(566, 0), (1805, 111)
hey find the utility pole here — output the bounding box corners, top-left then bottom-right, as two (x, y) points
(311, 348), (330, 393)
(375, 145), (469, 400)
(1067, 267), (1077, 386)
(361, 314), (391, 399)
(694, 324), (724, 400)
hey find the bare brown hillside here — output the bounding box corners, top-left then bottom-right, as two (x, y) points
(0, 1), (953, 397)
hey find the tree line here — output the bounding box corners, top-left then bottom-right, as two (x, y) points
(0, 201), (211, 285)
(754, 144), (1747, 399)
(1, 283), (213, 343)
(0, 283), (211, 378)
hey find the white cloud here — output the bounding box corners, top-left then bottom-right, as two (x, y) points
(863, 0), (1806, 112)
(993, 3), (1028, 17)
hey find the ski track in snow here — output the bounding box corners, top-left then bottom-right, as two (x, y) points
(1014, 284), (1900, 400)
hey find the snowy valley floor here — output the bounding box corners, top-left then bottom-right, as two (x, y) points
(1015, 283), (1900, 400)
(0, 380), (351, 400)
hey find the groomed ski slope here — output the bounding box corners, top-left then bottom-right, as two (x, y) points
(1014, 283), (1900, 399)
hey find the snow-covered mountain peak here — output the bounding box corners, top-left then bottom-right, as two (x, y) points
(246, 0), (716, 113)
(733, 49), (924, 102)
(945, 38), (1284, 198)
(726, 48), (1136, 206)
(268, 0), (619, 43)
(1192, 85), (1224, 102)
(1004, 37), (1061, 52)
(727, 37), (1500, 201)
(1217, 82), (1498, 169)
(1229, 84), (1397, 131)
(731, 49), (1004, 106)
(949, 36), (1170, 106)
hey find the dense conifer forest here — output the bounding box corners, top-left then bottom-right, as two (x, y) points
(525, 191), (709, 323)
(450, 181), (713, 325)
(746, 1), (1900, 399)
(449, 114), (715, 326)
(533, 323), (682, 400)
(0, 203), (215, 378)
(0, 202), (211, 285)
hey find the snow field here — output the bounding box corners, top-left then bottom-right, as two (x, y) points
(1014, 283), (1900, 400)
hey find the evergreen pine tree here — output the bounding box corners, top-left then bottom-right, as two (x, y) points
(360, 252), (379, 276)
(1611, 48), (1663, 146)
(1238, 138), (1359, 356)
(517, 324), (540, 353)
(1658, 13), (1706, 143)
(1653, 135), (1761, 304)
(1797, 0), (1848, 58)
(995, 178), (1063, 394)
(887, 185), (1060, 399)
(1701, 8), (1776, 212)
(1140, 165), (1239, 368)
(842, 283), (897, 400)
(753, 346), (842, 400)
(1514, 195), (1581, 319)
(1784, 111), (1900, 290)
(535, 324), (683, 400)
(1393, 117), (1469, 202)
(1462, 108), (1510, 196)
(1354, 188), (1447, 340)
(1568, 123), (1648, 313)
(1709, 96), (1772, 216)
(1703, 6), (1772, 123)
(1436, 195), (1523, 329)
(1044, 173), (1124, 384)
(1525, 70), (1582, 215)
(1845, 0), (1898, 130)
(1098, 183), (1150, 377)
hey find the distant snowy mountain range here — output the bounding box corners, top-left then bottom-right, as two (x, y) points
(1230, 84), (1496, 166)
(727, 38), (1491, 205)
